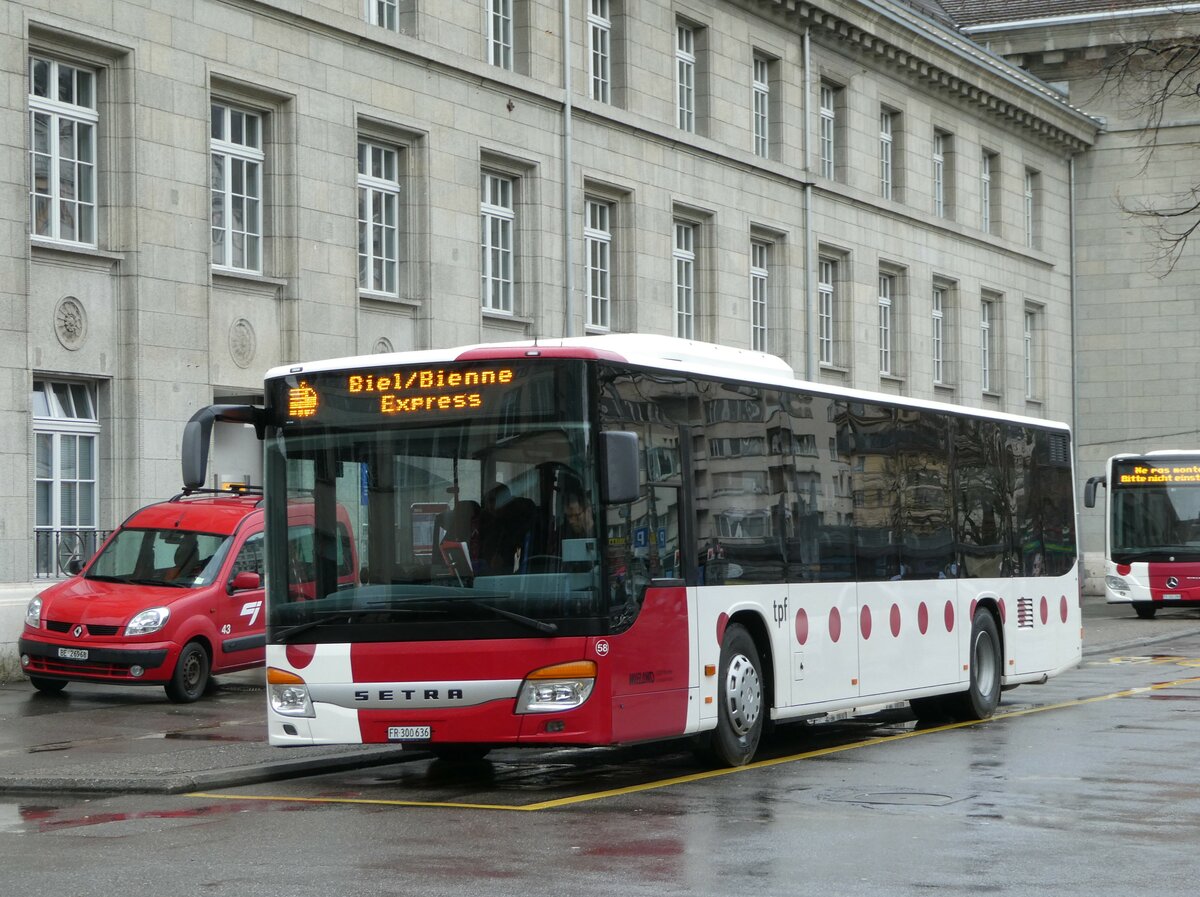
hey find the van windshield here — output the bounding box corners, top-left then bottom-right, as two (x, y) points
(86, 529), (231, 588)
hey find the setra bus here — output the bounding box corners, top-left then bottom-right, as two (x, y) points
(1085, 451), (1200, 619)
(183, 335), (1081, 766)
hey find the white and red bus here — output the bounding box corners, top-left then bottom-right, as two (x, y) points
(185, 335), (1081, 765)
(1085, 451), (1200, 619)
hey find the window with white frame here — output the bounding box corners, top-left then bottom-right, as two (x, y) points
(211, 102), (263, 273)
(818, 256), (837, 365)
(819, 83), (837, 179)
(585, 198), (612, 331)
(879, 108), (894, 199)
(1024, 168), (1039, 248)
(481, 171), (515, 313)
(1024, 305), (1039, 399)
(367, 0), (399, 30)
(981, 294), (997, 393)
(933, 130), (947, 217)
(488, 0), (514, 70)
(676, 22), (696, 133)
(750, 240), (769, 352)
(33, 380), (100, 578)
(932, 283), (947, 386)
(358, 139), (401, 296)
(981, 150), (998, 234)
(878, 272), (895, 376)
(752, 55), (770, 158)
(589, 0), (611, 104)
(29, 56), (97, 246)
(673, 220), (696, 339)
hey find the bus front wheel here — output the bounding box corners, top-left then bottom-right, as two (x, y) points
(1133, 602), (1157, 620)
(946, 608), (1002, 721)
(707, 623), (764, 767)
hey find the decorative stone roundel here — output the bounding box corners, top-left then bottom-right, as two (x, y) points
(229, 317), (257, 368)
(373, 337), (394, 355)
(54, 296), (87, 350)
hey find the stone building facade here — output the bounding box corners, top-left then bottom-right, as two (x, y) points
(0, 0), (1099, 671)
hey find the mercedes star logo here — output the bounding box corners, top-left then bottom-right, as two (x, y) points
(1166, 576), (1179, 590)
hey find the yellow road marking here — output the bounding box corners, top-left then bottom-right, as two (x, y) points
(189, 672), (1200, 812)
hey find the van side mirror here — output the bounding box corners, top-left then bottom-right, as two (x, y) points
(229, 571), (262, 593)
(1084, 475), (1105, 509)
(601, 431), (640, 505)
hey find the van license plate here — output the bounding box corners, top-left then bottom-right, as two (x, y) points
(57, 647), (88, 661)
(387, 726), (431, 741)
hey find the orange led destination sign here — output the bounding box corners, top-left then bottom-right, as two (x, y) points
(285, 366), (517, 421)
(1116, 462), (1200, 486)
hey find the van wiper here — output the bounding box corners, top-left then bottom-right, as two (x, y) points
(274, 607), (441, 642)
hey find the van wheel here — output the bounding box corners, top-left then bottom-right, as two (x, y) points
(29, 676), (68, 695)
(165, 642), (210, 703)
(706, 623), (764, 767)
(945, 608), (1002, 721)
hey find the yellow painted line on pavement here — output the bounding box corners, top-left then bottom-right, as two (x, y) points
(188, 671), (1200, 812)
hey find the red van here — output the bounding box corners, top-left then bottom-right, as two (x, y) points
(19, 489), (357, 702)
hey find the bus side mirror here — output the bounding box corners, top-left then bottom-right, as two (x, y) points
(601, 431), (640, 505)
(1084, 475), (1105, 509)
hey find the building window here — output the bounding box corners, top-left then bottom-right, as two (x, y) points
(358, 140), (401, 296)
(879, 109), (894, 199)
(932, 284), (946, 385)
(488, 0), (514, 70)
(211, 102), (263, 273)
(676, 22), (696, 133)
(751, 240), (769, 352)
(585, 198), (612, 331)
(29, 56), (97, 246)
(819, 83), (837, 179)
(1024, 306), (1039, 399)
(933, 130), (948, 218)
(752, 55), (770, 158)
(367, 0), (398, 30)
(33, 380), (100, 579)
(588, 0), (612, 103)
(481, 171), (515, 313)
(981, 295), (995, 393)
(981, 151), (998, 234)
(673, 220), (696, 339)
(818, 257), (836, 365)
(878, 272), (895, 376)
(1024, 168), (1040, 249)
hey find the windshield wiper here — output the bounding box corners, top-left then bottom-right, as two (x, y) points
(274, 607), (441, 642)
(468, 599), (558, 634)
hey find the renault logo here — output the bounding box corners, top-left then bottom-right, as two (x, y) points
(1167, 576), (1179, 589)
(73, 625), (84, 638)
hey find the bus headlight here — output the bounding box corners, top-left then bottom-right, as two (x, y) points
(25, 597), (43, 629)
(516, 661), (596, 713)
(125, 607), (170, 636)
(268, 667), (315, 718)
(1105, 574), (1130, 596)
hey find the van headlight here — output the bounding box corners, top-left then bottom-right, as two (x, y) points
(268, 667), (315, 718)
(25, 597), (43, 629)
(516, 661), (596, 713)
(125, 607), (170, 636)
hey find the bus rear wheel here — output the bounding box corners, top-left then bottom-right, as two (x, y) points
(1133, 602), (1157, 620)
(945, 608), (1001, 721)
(706, 623), (764, 767)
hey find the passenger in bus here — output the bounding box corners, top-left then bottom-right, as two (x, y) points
(480, 484), (537, 574)
(562, 490), (594, 539)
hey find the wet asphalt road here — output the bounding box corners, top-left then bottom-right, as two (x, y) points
(2, 598), (1200, 896)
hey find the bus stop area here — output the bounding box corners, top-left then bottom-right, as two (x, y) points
(1, 594), (1198, 797)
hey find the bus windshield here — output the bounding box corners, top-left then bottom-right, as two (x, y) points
(263, 360), (609, 641)
(1111, 459), (1200, 563)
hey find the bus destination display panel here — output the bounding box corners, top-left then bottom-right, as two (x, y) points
(1114, 460), (1200, 487)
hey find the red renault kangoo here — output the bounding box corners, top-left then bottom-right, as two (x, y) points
(19, 489), (356, 703)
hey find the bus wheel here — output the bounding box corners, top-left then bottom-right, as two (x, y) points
(430, 745), (491, 763)
(1133, 602), (1157, 620)
(947, 608), (1001, 721)
(29, 676), (68, 695)
(908, 695), (949, 724)
(165, 642), (211, 704)
(708, 624), (764, 767)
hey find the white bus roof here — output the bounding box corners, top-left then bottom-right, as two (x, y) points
(266, 334), (1070, 433)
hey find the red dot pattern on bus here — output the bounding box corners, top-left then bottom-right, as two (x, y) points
(795, 608), (809, 645)
(860, 605), (872, 639)
(829, 607), (842, 643)
(286, 643), (316, 669)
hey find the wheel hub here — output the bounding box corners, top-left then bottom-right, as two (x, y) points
(724, 653), (763, 736)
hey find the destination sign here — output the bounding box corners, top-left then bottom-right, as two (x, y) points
(1114, 460), (1200, 487)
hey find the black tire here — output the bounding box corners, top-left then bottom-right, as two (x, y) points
(430, 745), (492, 762)
(908, 695), (950, 723)
(29, 676), (68, 695)
(1133, 602), (1158, 620)
(165, 642), (211, 703)
(706, 623), (765, 767)
(945, 608), (1002, 721)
